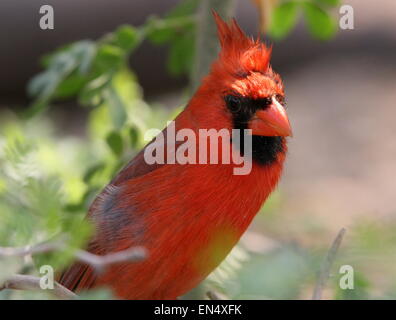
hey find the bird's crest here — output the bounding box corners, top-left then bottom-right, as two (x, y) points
(212, 11), (272, 77)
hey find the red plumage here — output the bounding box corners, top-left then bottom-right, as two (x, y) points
(59, 12), (291, 299)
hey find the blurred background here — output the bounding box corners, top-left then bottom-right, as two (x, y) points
(0, 0), (395, 299)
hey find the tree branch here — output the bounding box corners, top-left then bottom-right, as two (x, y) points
(206, 290), (228, 300)
(0, 242), (147, 273)
(312, 228), (346, 300)
(0, 242), (62, 257)
(0, 242), (147, 298)
(0, 274), (77, 299)
(0, 242), (147, 270)
(74, 247), (146, 273)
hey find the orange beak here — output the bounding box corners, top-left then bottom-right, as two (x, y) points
(248, 97), (292, 137)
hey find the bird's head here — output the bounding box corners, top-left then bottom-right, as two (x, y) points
(194, 12), (292, 138)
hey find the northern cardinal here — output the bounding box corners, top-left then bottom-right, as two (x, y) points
(59, 12), (292, 299)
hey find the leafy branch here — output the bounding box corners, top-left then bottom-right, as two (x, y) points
(254, 0), (341, 40)
(27, 0), (199, 120)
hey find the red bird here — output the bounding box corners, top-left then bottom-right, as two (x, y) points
(59, 13), (292, 299)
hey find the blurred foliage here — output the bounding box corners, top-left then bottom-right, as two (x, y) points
(0, 116), (92, 299)
(261, 0), (339, 40)
(2, 0), (395, 301)
(27, 0), (197, 118)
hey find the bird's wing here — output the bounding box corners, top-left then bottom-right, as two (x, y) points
(58, 129), (178, 292)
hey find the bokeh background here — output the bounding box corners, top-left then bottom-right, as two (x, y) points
(0, 0), (395, 299)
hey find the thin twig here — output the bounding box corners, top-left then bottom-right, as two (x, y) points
(206, 290), (227, 300)
(0, 242), (62, 257)
(312, 228), (346, 300)
(0, 243), (147, 297)
(0, 274), (77, 299)
(74, 247), (146, 273)
(0, 242), (147, 273)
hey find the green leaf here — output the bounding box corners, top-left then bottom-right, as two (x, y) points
(168, 34), (194, 75)
(78, 73), (111, 106)
(95, 45), (124, 71)
(48, 52), (77, 74)
(27, 71), (59, 98)
(146, 0), (197, 49)
(72, 40), (97, 74)
(54, 73), (87, 98)
(303, 2), (337, 40)
(146, 17), (176, 44)
(114, 25), (140, 52)
(106, 131), (124, 156)
(39, 43), (73, 68)
(25, 71), (61, 117)
(25, 40), (97, 117)
(268, 1), (300, 40)
(104, 86), (127, 129)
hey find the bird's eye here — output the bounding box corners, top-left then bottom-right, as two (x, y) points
(261, 97), (272, 107)
(275, 94), (286, 106)
(225, 95), (241, 113)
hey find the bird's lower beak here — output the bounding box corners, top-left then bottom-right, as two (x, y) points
(248, 97), (292, 137)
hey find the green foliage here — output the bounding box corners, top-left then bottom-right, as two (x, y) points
(106, 131), (124, 157)
(27, 0), (197, 120)
(302, 2), (337, 40)
(0, 118), (92, 291)
(27, 40), (97, 116)
(269, 2), (300, 40)
(146, 0), (197, 76)
(206, 244), (315, 299)
(268, 0), (339, 40)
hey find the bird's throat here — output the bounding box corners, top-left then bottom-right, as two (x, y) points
(232, 129), (286, 166)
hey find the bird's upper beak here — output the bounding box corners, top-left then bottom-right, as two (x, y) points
(248, 96), (292, 137)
